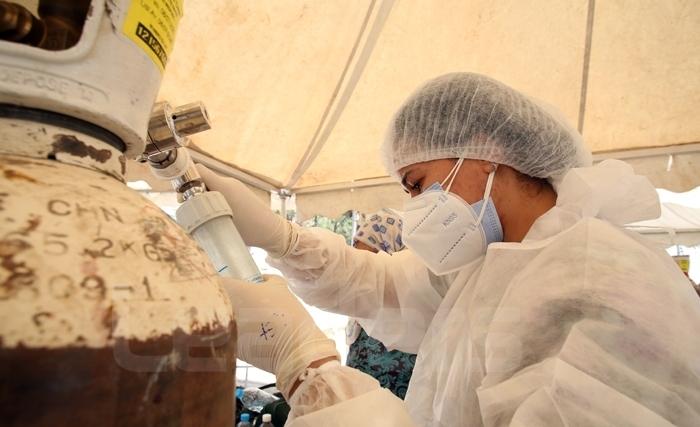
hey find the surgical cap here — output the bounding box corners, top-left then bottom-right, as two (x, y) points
(354, 209), (404, 254)
(382, 72), (592, 181)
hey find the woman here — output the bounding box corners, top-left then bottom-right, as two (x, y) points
(346, 210), (416, 400)
(206, 73), (700, 426)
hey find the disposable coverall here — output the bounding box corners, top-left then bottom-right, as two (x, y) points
(274, 160), (700, 426)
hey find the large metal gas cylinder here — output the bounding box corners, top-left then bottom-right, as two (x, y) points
(0, 111), (237, 426)
(0, 1), (236, 426)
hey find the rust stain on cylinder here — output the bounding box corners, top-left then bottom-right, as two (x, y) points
(3, 169), (38, 183)
(51, 134), (113, 164)
(0, 238), (35, 299)
(118, 155), (126, 175)
(0, 322), (237, 426)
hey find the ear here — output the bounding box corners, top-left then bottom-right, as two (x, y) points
(476, 160), (497, 175)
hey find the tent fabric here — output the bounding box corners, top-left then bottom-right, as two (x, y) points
(622, 151), (700, 193)
(295, 182), (407, 222)
(155, 0), (700, 216)
(657, 186), (700, 209)
(629, 203), (700, 247)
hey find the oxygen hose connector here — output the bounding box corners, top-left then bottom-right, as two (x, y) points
(143, 100), (264, 283)
(142, 101), (211, 202)
(149, 147), (206, 202)
(143, 101), (210, 158)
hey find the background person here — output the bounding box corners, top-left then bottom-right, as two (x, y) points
(346, 210), (416, 400)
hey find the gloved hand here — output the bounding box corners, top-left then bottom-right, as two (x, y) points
(221, 275), (340, 398)
(196, 164), (295, 257)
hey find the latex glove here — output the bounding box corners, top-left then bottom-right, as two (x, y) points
(221, 275), (340, 398)
(196, 164), (295, 257)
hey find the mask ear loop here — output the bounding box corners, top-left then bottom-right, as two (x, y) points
(474, 164), (498, 227)
(443, 158), (465, 192)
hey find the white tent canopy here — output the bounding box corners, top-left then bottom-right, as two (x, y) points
(628, 187), (700, 246)
(630, 203), (700, 247)
(129, 0), (700, 218)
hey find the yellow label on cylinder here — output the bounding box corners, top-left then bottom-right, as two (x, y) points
(122, 0), (184, 72)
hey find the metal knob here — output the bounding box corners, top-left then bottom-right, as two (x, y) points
(172, 102), (210, 137)
(142, 101), (211, 158)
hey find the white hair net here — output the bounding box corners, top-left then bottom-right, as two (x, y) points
(382, 72), (592, 181)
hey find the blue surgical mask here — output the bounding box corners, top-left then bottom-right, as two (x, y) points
(402, 160), (503, 275)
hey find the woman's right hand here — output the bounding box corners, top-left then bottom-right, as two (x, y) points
(196, 164), (295, 257)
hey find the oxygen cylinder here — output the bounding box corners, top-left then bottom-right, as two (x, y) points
(0, 1), (236, 426)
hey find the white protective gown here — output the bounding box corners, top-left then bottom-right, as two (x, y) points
(276, 160), (700, 426)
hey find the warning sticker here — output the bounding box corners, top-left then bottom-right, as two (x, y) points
(674, 255), (690, 274)
(122, 0), (184, 72)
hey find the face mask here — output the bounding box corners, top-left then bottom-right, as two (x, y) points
(402, 159), (503, 275)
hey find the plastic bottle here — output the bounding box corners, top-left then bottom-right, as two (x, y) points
(237, 413), (252, 427)
(241, 387), (279, 412)
(261, 413), (274, 426)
